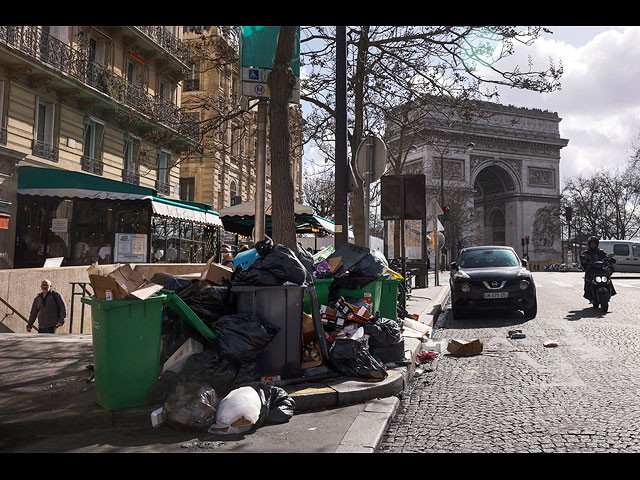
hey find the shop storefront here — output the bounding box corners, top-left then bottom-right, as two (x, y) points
(14, 166), (222, 268)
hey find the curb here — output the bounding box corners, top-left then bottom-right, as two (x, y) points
(343, 285), (450, 453)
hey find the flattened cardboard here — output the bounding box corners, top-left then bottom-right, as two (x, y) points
(447, 338), (483, 356)
(88, 263), (161, 300)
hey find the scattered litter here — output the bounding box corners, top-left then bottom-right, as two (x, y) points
(507, 330), (526, 339)
(447, 338), (483, 357)
(544, 340), (559, 348)
(417, 350), (436, 364)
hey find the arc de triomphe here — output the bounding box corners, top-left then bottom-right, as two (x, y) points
(402, 100), (569, 265)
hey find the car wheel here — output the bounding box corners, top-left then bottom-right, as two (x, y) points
(523, 300), (537, 320)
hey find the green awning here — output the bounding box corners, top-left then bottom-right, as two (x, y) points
(18, 166), (222, 227)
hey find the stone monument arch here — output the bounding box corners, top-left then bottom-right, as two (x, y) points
(390, 98), (569, 266)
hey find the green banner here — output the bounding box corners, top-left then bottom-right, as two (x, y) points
(239, 26), (300, 77)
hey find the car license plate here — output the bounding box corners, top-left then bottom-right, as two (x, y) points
(483, 292), (509, 299)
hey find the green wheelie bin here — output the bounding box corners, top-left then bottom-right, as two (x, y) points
(82, 294), (167, 410)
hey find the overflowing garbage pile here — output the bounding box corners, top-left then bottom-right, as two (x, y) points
(310, 243), (406, 381)
(86, 239), (406, 435)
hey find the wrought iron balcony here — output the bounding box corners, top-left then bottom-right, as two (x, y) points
(0, 127), (6, 146)
(155, 180), (171, 196)
(33, 140), (59, 162)
(133, 26), (190, 67)
(81, 155), (103, 175)
(0, 26), (199, 144)
(122, 169), (140, 185)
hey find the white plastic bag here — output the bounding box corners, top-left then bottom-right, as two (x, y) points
(208, 386), (262, 435)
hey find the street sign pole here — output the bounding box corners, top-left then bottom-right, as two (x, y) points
(335, 26), (348, 248)
(254, 99), (268, 243)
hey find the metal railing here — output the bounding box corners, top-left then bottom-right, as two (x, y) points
(0, 26), (199, 143)
(134, 26), (190, 66)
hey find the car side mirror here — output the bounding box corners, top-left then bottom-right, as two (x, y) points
(450, 262), (458, 270)
(521, 258), (528, 267)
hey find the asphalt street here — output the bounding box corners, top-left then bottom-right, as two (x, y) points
(378, 271), (640, 453)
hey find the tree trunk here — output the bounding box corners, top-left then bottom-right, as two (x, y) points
(267, 26), (298, 251)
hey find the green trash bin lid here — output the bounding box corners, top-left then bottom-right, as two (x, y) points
(161, 289), (217, 341)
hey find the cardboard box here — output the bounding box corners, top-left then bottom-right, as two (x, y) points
(201, 257), (233, 285)
(88, 263), (162, 300)
(447, 338), (483, 357)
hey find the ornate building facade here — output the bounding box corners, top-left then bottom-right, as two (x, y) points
(401, 100), (569, 266)
(180, 26), (304, 212)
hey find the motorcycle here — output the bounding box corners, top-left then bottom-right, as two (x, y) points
(583, 253), (616, 313)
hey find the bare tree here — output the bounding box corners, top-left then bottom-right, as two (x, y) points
(301, 26), (563, 245)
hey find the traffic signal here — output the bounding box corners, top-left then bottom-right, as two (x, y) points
(525, 236), (530, 245)
(442, 206), (450, 221)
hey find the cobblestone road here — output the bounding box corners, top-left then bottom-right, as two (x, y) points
(378, 272), (640, 453)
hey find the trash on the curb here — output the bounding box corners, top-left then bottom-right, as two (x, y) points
(507, 329), (526, 339)
(162, 338), (203, 374)
(544, 340), (559, 348)
(164, 382), (219, 431)
(447, 338), (483, 356)
(151, 407), (166, 428)
(88, 262), (162, 300)
(417, 350), (437, 364)
(209, 386), (262, 435)
(422, 339), (446, 353)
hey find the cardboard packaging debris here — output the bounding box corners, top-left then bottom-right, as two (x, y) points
(87, 263), (162, 300)
(200, 257), (234, 285)
(162, 338), (203, 374)
(447, 338), (483, 356)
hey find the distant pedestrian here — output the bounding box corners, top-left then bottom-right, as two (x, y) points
(26, 279), (67, 334)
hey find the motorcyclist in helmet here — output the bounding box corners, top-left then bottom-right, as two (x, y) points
(580, 236), (616, 300)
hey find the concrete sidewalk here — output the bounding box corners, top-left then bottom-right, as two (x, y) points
(0, 280), (450, 453)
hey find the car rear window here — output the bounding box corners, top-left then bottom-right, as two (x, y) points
(459, 249), (519, 268)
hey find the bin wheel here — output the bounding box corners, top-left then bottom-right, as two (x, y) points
(147, 381), (171, 404)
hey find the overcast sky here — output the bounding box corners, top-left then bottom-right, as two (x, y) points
(483, 26), (640, 184)
(301, 26), (640, 186)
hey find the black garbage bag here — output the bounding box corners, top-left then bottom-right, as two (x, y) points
(177, 280), (236, 324)
(328, 338), (388, 380)
(161, 310), (213, 365)
(182, 347), (239, 395)
(296, 243), (315, 277)
(327, 276), (377, 305)
(234, 241), (311, 286)
(212, 313), (280, 365)
(150, 273), (193, 293)
(163, 382), (219, 431)
(253, 383), (296, 428)
(350, 249), (388, 277)
(363, 317), (402, 351)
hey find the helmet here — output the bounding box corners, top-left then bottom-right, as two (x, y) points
(587, 236), (599, 248)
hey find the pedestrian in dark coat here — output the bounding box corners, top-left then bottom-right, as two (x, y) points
(26, 279), (67, 333)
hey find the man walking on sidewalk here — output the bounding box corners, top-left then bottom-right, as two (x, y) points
(26, 279), (67, 334)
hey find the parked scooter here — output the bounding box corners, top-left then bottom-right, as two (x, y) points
(583, 253), (616, 313)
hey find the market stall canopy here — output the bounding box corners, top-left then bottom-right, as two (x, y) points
(218, 200), (353, 239)
(17, 166), (222, 227)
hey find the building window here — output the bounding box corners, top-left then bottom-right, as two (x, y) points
(230, 180), (237, 206)
(33, 98), (58, 162)
(180, 177), (195, 202)
(156, 149), (171, 195)
(185, 63), (200, 92)
(82, 117), (104, 175)
(123, 134), (141, 184)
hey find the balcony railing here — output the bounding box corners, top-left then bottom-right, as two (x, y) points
(33, 140), (59, 162)
(134, 26), (190, 66)
(122, 169), (140, 185)
(0, 26), (199, 143)
(0, 127), (6, 146)
(81, 155), (103, 175)
(155, 180), (171, 196)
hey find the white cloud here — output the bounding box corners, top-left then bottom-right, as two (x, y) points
(484, 26), (640, 183)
